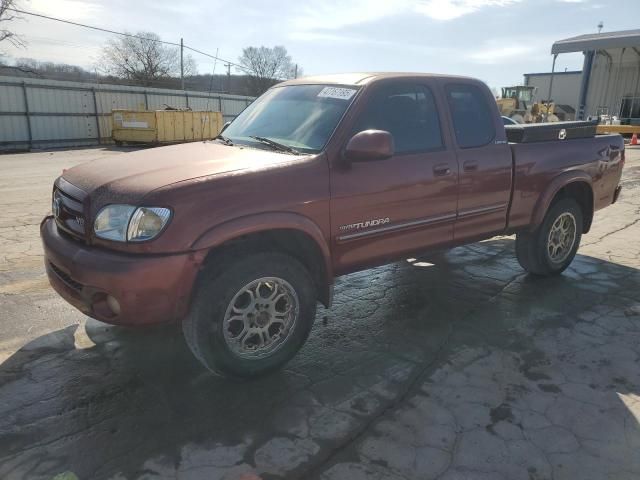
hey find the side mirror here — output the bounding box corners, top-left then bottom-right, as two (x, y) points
(344, 130), (394, 163)
(220, 121), (231, 133)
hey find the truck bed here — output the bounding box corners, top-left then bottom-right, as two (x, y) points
(506, 132), (624, 230)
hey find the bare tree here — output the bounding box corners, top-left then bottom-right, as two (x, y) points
(0, 0), (25, 51)
(10, 57), (101, 80)
(238, 46), (299, 96)
(99, 32), (196, 86)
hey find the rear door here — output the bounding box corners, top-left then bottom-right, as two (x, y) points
(444, 82), (513, 240)
(329, 79), (458, 274)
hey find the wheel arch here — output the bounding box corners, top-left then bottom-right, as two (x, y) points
(191, 213), (333, 307)
(531, 172), (594, 233)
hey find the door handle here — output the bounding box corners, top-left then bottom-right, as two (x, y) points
(433, 163), (451, 176)
(463, 160), (478, 172)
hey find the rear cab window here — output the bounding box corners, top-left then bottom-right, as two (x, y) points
(446, 84), (495, 148)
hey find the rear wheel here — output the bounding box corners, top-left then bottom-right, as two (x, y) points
(182, 252), (317, 377)
(516, 198), (582, 276)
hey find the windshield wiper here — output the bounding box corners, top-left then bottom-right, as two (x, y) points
(249, 136), (299, 154)
(214, 134), (233, 146)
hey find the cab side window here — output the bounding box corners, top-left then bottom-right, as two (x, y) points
(353, 83), (443, 154)
(446, 84), (495, 148)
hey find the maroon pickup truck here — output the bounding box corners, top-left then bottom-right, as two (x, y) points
(41, 73), (624, 377)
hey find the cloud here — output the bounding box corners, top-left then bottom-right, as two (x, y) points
(30, 0), (103, 20)
(466, 33), (567, 65)
(289, 29), (452, 58)
(414, 0), (524, 21)
(291, 0), (525, 30)
(468, 44), (534, 64)
(292, 0), (406, 31)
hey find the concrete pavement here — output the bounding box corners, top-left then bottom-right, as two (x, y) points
(0, 146), (638, 480)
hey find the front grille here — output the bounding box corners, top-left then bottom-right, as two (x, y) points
(49, 262), (84, 292)
(53, 182), (87, 241)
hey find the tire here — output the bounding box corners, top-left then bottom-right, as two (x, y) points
(182, 252), (317, 378)
(516, 198), (583, 276)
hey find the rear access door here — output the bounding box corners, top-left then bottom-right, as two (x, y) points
(443, 82), (513, 241)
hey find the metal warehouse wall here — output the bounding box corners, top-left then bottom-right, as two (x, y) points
(584, 49), (640, 119)
(0, 76), (255, 151)
(523, 71), (582, 109)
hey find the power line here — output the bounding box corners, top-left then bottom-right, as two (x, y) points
(6, 7), (248, 72)
(7, 8), (182, 46)
(21, 35), (100, 51)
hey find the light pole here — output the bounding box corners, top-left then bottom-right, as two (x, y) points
(180, 37), (185, 90)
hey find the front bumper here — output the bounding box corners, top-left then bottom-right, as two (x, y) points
(41, 216), (204, 326)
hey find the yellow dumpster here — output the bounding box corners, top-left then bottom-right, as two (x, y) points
(111, 109), (223, 145)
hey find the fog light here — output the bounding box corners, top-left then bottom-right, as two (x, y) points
(106, 295), (121, 316)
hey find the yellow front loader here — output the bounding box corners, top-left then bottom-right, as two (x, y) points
(496, 86), (558, 123)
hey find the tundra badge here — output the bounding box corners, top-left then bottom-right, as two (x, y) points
(339, 218), (390, 232)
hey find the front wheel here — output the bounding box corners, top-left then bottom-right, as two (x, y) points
(516, 198), (583, 276)
(182, 252), (317, 377)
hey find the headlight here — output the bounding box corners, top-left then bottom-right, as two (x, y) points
(94, 205), (171, 242)
(127, 207), (172, 242)
(94, 205), (136, 241)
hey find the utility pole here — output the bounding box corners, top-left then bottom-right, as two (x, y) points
(224, 63), (231, 93)
(180, 37), (185, 90)
(294, 63), (298, 79)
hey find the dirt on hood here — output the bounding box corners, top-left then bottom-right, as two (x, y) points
(62, 141), (304, 200)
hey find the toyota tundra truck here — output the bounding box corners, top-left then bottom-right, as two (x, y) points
(41, 73), (624, 377)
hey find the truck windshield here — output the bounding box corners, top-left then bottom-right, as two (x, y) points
(223, 84), (359, 154)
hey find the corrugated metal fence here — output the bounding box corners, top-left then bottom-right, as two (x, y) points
(0, 75), (254, 151)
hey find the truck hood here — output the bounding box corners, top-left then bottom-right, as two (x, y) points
(62, 141), (307, 202)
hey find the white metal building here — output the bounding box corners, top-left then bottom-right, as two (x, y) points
(550, 29), (640, 122)
(0, 75), (254, 151)
(523, 70), (582, 110)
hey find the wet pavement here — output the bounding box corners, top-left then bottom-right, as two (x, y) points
(0, 147), (639, 480)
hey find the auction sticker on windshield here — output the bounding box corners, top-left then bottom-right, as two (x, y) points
(317, 87), (357, 100)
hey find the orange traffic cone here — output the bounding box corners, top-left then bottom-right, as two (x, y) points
(632, 133), (638, 146)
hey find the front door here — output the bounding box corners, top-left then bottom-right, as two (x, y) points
(329, 80), (458, 275)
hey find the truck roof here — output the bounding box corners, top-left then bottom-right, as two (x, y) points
(279, 72), (476, 87)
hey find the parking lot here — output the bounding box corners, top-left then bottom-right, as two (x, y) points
(0, 146), (639, 480)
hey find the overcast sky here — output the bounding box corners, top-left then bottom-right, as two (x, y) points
(2, 0), (638, 89)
